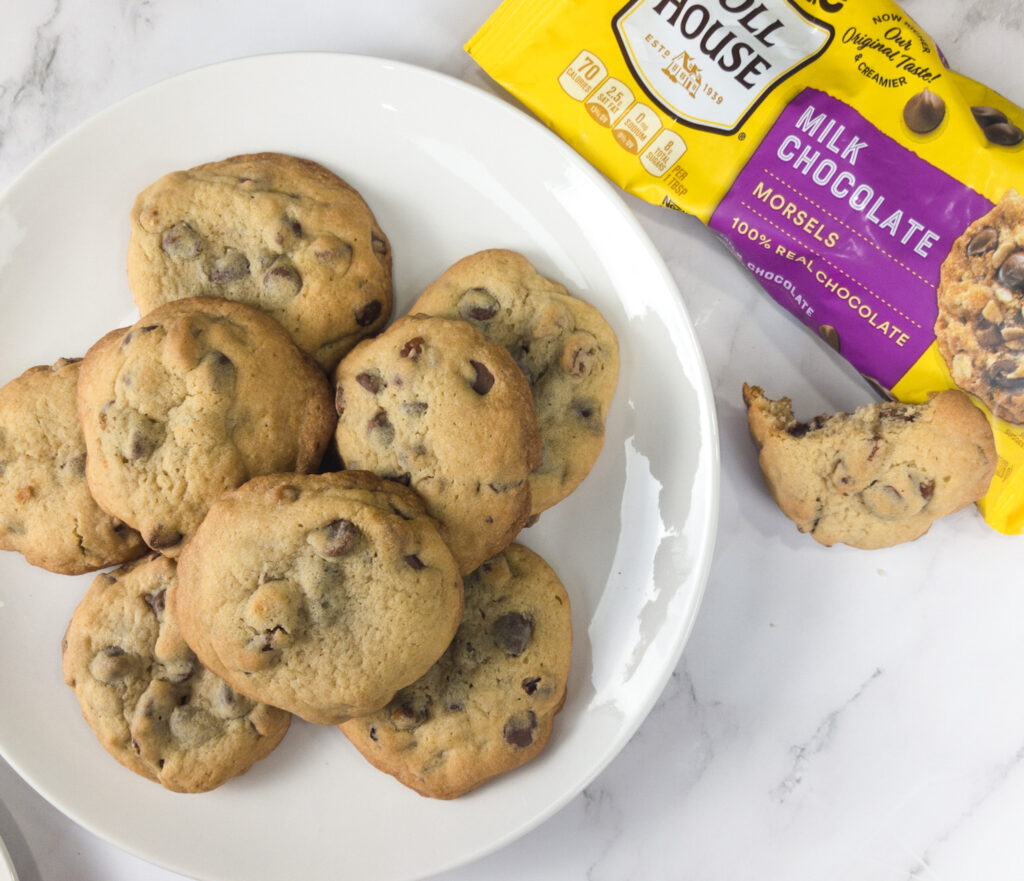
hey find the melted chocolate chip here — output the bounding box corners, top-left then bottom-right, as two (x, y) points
(470, 360), (494, 395)
(355, 300), (383, 327)
(404, 554), (426, 571)
(356, 370), (383, 393)
(89, 645), (132, 683)
(522, 676), (541, 695)
(260, 625), (287, 651)
(368, 409), (395, 444)
(209, 249), (250, 283)
(335, 384), (345, 418)
(400, 337), (425, 360)
(458, 288), (499, 322)
(990, 358), (1024, 389)
(492, 612), (534, 656)
(314, 238), (353, 263)
(312, 519), (360, 557)
(262, 258), (302, 301)
(147, 526), (183, 550)
(503, 711), (537, 748)
(390, 696), (430, 729)
(966, 226), (999, 257)
(997, 251), (1024, 293)
(161, 222), (203, 259)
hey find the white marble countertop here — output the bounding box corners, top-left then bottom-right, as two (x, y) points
(2, 1), (1024, 879)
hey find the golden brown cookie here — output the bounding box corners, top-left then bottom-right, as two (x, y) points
(62, 554), (291, 792)
(333, 313), (542, 574)
(173, 471), (464, 726)
(743, 384), (996, 548)
(77, 297), (335, 556)
(411, 250), (619, 515)
(0, 358), (145, 574)
(127, 152), (392, 370)
(340, 543), (572, 799)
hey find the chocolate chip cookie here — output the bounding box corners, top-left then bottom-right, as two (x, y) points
(936, 192), (1024, 424)
(77, 297), (335, 557)
(743, 384), (996, 548)
(410, 250), (619, 515)
(127, 152), (392, 370)
(0, 358), (145, 574)
(340, 543), (572, 799)
(333, 313), (542, 574)
(173, 471), (464, 726)
(62, 553), (290, 792)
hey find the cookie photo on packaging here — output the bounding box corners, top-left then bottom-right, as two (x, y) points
(936, 191), (1024, 425)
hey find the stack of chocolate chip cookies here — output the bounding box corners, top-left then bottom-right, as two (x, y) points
(0, 153), (619, 798)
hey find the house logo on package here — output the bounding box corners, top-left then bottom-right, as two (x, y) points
(662, 51), (703, 99)
(613, 0), (833, 134)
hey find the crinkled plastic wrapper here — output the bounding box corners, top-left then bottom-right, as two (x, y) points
(468, 0), (1024, 534)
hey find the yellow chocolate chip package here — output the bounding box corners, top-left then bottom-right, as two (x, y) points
(467, 0), (1024, 534)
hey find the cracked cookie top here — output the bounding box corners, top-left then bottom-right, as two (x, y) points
(0, 357), (146, 574)
(127, 152), (392, 371)
(77, 297), (335, 557)
(743, 384), (996, 549)
(62, 553), (290, 792)
(333, 313), (542, 574)
(172, 471), (464, 725)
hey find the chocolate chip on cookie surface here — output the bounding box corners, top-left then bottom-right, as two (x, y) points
(410, 249), (618, 515)
(76, 297), (335, 557)
(340, 542), (572, 799)
(333, 313), (542, 574)
(62, 553), (290, 792)
(173, 471), (464, 726)
(743, 384), (996, 549)
(127, 152), (392, 370)
(0, 358), (146, 574)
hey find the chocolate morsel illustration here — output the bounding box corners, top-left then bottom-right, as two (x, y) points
(903, 88), (945, 134)
(970, 105), (1024, 147)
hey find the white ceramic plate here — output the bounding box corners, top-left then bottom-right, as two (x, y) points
(0, 830), (16, 881)
(0, 54), (718, 880)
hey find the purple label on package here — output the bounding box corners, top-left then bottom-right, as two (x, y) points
(710, 88), (992, 388)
